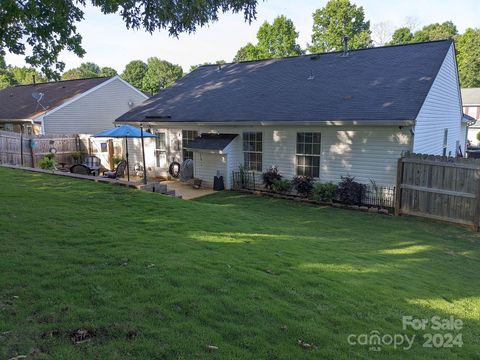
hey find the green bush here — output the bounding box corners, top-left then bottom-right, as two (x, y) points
(312, 182), (338, 202)
(262, 166), (282, 190)
(271, 179), (291, 193)
(112, 156), (124, 166)
(292, 176), (314, 197)
(39, 156), (56, 170)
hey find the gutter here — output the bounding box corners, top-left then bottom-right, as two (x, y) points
(117, 120), (416, 127)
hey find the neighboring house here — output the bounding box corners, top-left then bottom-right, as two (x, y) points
(0, 76), (148, 135)
(462, 88), (480, 146)
(116, 40), (465, 189)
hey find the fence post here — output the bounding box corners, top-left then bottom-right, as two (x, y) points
(473, 174), (480, 231)
(394, 157), (404, 216)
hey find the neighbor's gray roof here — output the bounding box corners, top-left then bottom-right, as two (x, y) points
(186, 133), (237, 151)
(0, 77), (112, 120)
(117, 40), (453, 124)
(461, 88), (480, 106)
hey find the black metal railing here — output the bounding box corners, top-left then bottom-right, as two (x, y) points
(361, 185), (396, 209)
(232, 170), (396, 209)
(232, 170), (258, 190)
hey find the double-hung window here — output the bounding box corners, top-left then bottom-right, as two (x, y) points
(296, 132), (321, 178)
(155, 132), (166, 167)
(182, 130), (198, 160)
(243, 132), (262, 171)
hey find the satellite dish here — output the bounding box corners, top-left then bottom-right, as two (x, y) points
(32, 92), (47, 110)
(32, 92), (44, 101)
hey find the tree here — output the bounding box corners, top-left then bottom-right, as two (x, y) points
(456, 28), (480, 87)
(0, 69), (15, 90)
(308, 0), (372, 53)
(413, 21), (458, 42)
(99, 67), (118, 77)
(0, 1), (258, 79)
(233, 15), (302, 62)
(61, 68), (83, 80)
(61, 62), (101, 80)
(389, 27), (414, 45)
(10, 66), (46, 84)
(142, 58), (183, 95)
(122, 60), (148, 90)
(234, 43), (263, 62)
(189, 60), (226, 73)
(372, 21), (394, 46)
(255, 16), (302, 58)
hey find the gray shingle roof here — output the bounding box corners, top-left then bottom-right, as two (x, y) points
(186, 133), (237, 150)
(461, 88), (480, 106)
(0, 77), (112, 120)
(117, 40), (453, 123)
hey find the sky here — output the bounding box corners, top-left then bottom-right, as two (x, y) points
(5, 0), (480, 74)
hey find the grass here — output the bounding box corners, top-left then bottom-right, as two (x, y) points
(0, 167), (479, 359)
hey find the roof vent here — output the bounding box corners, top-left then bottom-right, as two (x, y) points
(307, 71), (315, 81)
(341, 36), (349, 57)
(310, 55), (319, 60)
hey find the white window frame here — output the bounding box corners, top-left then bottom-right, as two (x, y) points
(242, 131), (263, 172)
(296, 132), (321, 178)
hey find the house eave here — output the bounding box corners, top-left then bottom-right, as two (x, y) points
(116, 119), (415, 127)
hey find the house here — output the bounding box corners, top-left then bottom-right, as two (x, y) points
(462, 88), (480, 146)
(116, 40), (465, 189)
(0, 76), (148, 135)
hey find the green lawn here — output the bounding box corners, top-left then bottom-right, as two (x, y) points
(0, 167), (479, 359)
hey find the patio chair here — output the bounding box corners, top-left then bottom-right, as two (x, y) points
(83, 155), (102, 176)
(103, 160), (127, 179)
(70, 164), (92, 175)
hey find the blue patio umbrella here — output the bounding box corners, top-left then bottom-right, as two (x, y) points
(94, 125), (156, 184)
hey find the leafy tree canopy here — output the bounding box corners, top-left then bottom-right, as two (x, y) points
(456, 28), (480, 87)
(412, 21), (458, 42)
(100, 67), (118, 77)
(121, 60), (148, 90)
(189, 60), (226, 73)
(308, 0), (372, 53)
(0, 0), (258, 79)
(61, 62), (102, 80)
(389, 27), (414, 45)
(234, 15), (302, 62)
(142, 58), (183, 95)
(234, 43), (263, 62)
(10, 66), (46, 85)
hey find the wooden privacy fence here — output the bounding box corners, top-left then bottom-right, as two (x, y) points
(0, 130), (87, 168)
(395, 153), (480, 229)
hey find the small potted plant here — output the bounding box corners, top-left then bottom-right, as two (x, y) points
(71, 151), (82, 164)
(193, 178), (203, 189)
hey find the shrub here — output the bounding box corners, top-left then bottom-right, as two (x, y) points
(312, 182), (338, 202)
(292, 176), (314, 197)
(271, 179), (291, 193)
(39, 156), (56, 170)
(477, 131), (480, 142)
(112, 156), (123, 166)
(336, 176), (366, 205)
(262, 166), (282, 190)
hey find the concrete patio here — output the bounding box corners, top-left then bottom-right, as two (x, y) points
(161, 180), (216, 200)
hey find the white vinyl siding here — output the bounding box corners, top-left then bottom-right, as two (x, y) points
(413, 44), (464, 155)
(43, 77), (147, 135)
(193, 152), (227, 189)
(142, 125), (411, 187)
